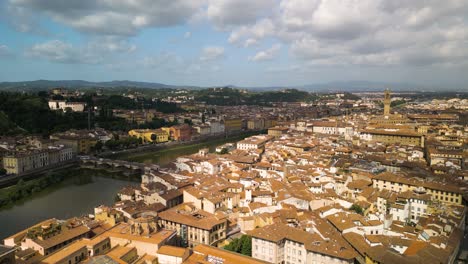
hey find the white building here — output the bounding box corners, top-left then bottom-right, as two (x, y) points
(48, 100), (86, 112)
(251, 223), (356, 264)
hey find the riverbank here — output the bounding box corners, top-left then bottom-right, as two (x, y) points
(101, 130), (264, 159)
(113, 131), (263, 165)
(0, 173), (137, 240)
(0, 168), (133, 210)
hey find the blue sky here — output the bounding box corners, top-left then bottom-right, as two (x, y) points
(0, 0), (467, 89)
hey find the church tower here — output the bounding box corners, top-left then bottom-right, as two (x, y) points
(383, 89), (391, 116)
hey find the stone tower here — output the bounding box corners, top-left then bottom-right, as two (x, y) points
(383, 89), (391, 116)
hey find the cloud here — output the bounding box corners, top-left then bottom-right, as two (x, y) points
(206, 0), (275, 29)
(7, 0), (205, 36)
(224, 0), (468, 67)
(200, 46), (225, 61)
(0, 45), (14, 57)
(228, 19), (275, 44)
(26, 38), (136, 64)
(249, 44), (281, 62)
(184, 31), (192, 39)
(141, 52), (183, 70)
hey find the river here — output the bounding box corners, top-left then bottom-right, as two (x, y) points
(0, 134), (252, 240)
(0, 175), (137, 240)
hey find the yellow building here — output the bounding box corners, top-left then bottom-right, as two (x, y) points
(128, 129), (169, 143)
(372, 172), (463, 205)
(268, 126), (288, 137)
(224, 118), (243, 133)
(50, 134), (97, 154)
(158, 203), (227, 248)
(360, 129), (425, 147)
(3, 147), (74, 175)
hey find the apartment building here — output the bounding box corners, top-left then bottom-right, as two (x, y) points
(224, 118), (243, 133)
(312, 121), (354, 139)
(250, 223), (356, 264)
(48, 100), (86, 112)
(359, 129), (425, 147)
(3, 146), (74, 175)
(372, 172), (463, 205)
(50, 132), (98, 154)
(237, 135), (273, 150)
(158, 203), (227, 248)
(268, 126), (289, 137)
(128, 128), (169, 143)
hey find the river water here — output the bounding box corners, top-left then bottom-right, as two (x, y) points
(0, 135), (249, 240)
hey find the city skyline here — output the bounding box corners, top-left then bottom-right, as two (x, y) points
(1, 0), (468, 89)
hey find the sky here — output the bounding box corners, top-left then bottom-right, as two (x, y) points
(0, 0), (467, 89)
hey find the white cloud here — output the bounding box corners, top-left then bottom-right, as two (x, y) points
(0, 45), (14, 57)
(249, 44), (281, 62)
(26, 38), (136, 64)
(206, 0), (275, 29)
(228, 19), (275, 44)
(224, 0), (468, 67)
(200, 46), (225, 61)
(26, 40), (96, 64)
(8, 0), (206, 36)
(7, 0), (468, 71)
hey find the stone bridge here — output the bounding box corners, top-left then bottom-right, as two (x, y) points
(79, 156), (159, 174)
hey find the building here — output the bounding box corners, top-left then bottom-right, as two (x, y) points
(268, 127), (289, 138)
(383, 89), (391, 116)
(128, 129), (169, 143)
(185, 244), (268, 264)
(206, 121), (225, 134)
(311, 121), (354, 139)
(24, 220), (176, 264)
(224, 118), (243, 133)
(4, 218), (92, 256)
(156, 245), (190, 264)
(50, 132), (98, 154)
(372, 172), (463, 205)
(2, 146), (74, 175)
(359, 129), (425, 147)
(247, 119), (265, 130)
(0, 245), (16, 264)
(237, 135), (273, 150)
(48, 100), (86, 112)
(193, 124), (211, 136)
(163, 124), (192, 141)
(158, 203), (227, 248)
(250, 223), (356, 264)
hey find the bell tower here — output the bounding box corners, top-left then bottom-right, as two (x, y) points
(383, 89), (391, 116)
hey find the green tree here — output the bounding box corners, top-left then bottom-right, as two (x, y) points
(350, 204), (364, 215)
(240, 235), (252, 256)
(219, 148), (229, 154)
(223, 235), (252, 256)
(184, 119), (193, 125)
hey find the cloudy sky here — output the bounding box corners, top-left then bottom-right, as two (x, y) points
(0, 0), (467, 89)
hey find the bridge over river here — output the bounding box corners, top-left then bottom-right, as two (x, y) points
(79, 156), (160, 174)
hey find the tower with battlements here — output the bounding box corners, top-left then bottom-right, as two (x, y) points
(383, 89), (391, 116)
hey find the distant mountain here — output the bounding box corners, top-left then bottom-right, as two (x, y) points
(0, 80), (201, 91)
(296, 81), (432, 92)
(0, 79), (462, 93)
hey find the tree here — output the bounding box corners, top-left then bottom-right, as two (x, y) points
(184, 119), (193, 125)
(350, 204), (364, 215)
(219, 148), (229, 155)
(239, 235), (252, 256)
(93, 141), (103, 152)
(223, 235), (252, 256)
